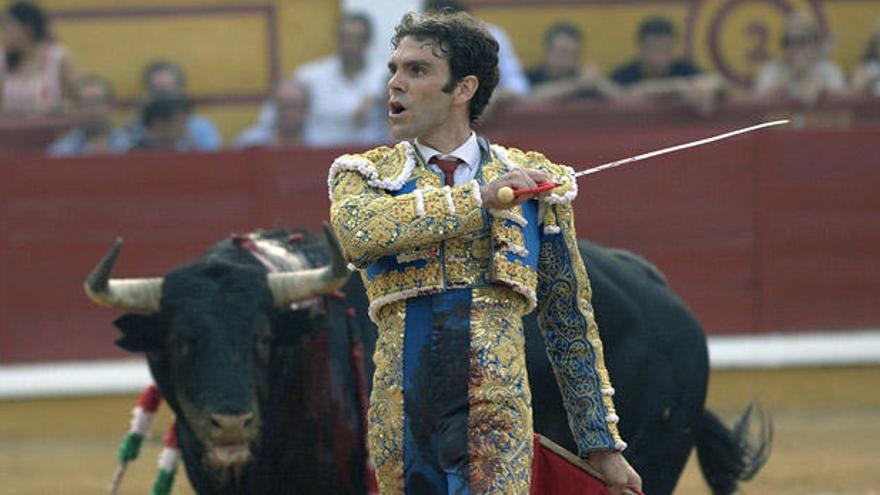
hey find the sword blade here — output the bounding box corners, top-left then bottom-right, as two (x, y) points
(573, 119), (790, 178)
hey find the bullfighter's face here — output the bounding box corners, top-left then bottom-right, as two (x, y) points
(386, 35), (460, 142)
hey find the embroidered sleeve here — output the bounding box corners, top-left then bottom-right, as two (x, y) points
(490, 145), (578, 204)
(330, 170), (486, 267)
(535, 203), (625, 454)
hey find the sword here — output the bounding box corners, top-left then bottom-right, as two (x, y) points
(496, 119), (790, 203)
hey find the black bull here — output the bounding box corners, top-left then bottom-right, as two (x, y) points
(86, 229), (768, 495)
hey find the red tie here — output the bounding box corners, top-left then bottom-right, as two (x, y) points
(429, 156), (462, 187)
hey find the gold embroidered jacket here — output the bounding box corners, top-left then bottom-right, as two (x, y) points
(328, 138), (626, 453)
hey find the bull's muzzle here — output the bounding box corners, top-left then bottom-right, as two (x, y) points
(209, 412), (256, 444)
(204, 411), (258, 469)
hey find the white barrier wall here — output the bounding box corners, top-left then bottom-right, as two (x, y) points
(2, 331), (879, 400)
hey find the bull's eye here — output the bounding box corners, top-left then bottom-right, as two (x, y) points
(173, 337), (194, 358)
(256, 331), (272, 362)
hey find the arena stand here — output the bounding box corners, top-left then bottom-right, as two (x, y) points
(1, 97), (879, 398)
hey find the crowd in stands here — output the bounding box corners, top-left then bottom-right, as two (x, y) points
(252, 12), (388, 148)
(1, 0), (879, 156)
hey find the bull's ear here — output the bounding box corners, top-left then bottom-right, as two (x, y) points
(113, 314), (161, 352)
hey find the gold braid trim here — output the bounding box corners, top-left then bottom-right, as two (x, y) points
(368, 301), (406, 494)
(330, 169), (485, 268)
(363, 261), (444, 322)
(491, 254), (538, 314)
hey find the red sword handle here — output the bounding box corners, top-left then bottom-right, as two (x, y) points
(513, 181), (559, 196)
(497, 181), (559, 202)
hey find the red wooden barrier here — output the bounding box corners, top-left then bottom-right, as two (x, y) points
(1, 126), (878, 363)
(0, 115), (77, 154)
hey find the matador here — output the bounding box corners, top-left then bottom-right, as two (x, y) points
(329, 10), (642, 495)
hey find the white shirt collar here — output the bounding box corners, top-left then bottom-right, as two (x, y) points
(415, 131), (480, 170)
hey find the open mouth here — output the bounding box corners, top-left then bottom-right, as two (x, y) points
(388, 101), (407, 117)
(206, 442), (252, 469)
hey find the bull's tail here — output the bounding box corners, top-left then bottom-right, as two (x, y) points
(694, 403), (772, 495)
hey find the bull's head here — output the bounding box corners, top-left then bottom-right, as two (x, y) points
(84, 225), (350, 474)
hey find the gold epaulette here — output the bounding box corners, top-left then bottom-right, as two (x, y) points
(327, 142), (418, 199)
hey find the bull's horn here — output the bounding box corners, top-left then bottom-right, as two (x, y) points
(267, 224), (351, 306)
(83, 238), (163, 313)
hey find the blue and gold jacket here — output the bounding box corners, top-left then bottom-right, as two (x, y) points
(329, 137), (626, 452)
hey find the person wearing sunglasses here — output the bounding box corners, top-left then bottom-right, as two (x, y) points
(752, 12), (848, 106)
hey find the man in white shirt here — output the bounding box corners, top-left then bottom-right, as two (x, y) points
(236, 80), (308, 149)
(752, 12), (848, 106)
(258, 13), (389, 147)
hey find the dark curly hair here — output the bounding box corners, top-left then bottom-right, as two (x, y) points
(392, 11), (499, 123)
(141, 60), (187, 92)
(5, 1), (50, 71)
(7, 1), (48, 41)
(638, 16), (677, 43)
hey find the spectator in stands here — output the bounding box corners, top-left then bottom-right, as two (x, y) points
(236, 80), (308, 149)
(129, 60), (221, 151)
(47, 75), (129, 156)
(852, 22), (880, 97)
(527, 22), (620, 102)
(258, 12), (387, 147)
(424, 0), (530, 100)
(752, 12), (848, 106)
(0, 1), (77, 115)
(611, 17), (723, 112)
(128, 96), (189, 152)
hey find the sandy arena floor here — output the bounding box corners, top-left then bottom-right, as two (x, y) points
(2, 366), (879, 495)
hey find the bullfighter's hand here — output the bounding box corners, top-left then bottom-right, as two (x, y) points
(589, 450), (643, 495)
(480, 168), (551, 209)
